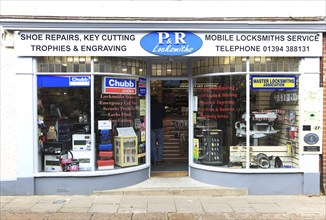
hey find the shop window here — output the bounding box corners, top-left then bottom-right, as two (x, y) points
(193, 75), (247, 168)
(94, 76), (146, 170)
(94, 57), (146, 76)
(37, 57), (91, 73)
(193, 72), (300, 170)
(37, 75), (147, 172)
(37, 75), (91, 172)
(192, 57), (247, 75)
(249, 75), (299, 169)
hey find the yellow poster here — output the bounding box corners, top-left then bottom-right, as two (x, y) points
(140, 99), (146, 116)
(251, 76), (296, 89)
(193, 138), (199, 160)
(141, 131), (145, 142)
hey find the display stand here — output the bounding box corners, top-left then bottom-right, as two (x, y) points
(194, 117), (223, 166)
(114, 136), (138, 167)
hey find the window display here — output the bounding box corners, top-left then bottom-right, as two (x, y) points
(248, 75), (300, 169)
(94, 76), (146, 170)
(193, 75), (247, 168)
(37, 71), (147, 172)
(193, 73), (300, 169)
(37, 75), (91, 172)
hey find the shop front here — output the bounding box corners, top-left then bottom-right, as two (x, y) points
(0, 22), (324, 195)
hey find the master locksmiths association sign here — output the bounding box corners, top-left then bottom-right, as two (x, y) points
(15, 32), (322, 57)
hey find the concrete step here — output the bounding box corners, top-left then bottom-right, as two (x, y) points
(95, 177), (248, 196)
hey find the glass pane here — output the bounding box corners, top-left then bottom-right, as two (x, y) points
(249, 75), (299, 169)
(93, 57), (146, 75)
(193, 75), (247, 168)
(94, 76), (147, 169)
(37, 75), (91, 172)
(151, 60), (187, 77)
(192, 57), (247, 75)
(37, 57), (92, 73)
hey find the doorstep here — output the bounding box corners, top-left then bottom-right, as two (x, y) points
(95, 177), (248, 196)
(151, 171), (188, 177)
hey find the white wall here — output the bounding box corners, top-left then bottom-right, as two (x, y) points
(0, 28), (18, 180)
(1, 1), (325, 18)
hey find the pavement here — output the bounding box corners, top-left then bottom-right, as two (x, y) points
(1, 177), (325, 220)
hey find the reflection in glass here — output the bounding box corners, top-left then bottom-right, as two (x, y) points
(193, 75), (247, 168)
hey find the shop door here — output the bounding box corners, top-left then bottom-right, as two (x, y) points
(150, 80), (189, 177)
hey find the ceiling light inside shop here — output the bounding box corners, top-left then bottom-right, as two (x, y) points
(79, 57), (86, 63)
(254, 57), (261, 62)
(122, 68), (127, 72)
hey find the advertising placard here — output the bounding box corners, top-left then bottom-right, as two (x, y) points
(250, 76), (296, 90)
(37, 75), (91, 88)
(138, 77), (146, 96)
(103, 77), (136, 94)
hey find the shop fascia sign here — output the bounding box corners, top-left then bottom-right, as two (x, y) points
(15, 32), (322, 57)
(103, 77), (136, 95)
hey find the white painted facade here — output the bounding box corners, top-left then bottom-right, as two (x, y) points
(1, 1), (325, 18)
(0, 0), (325, 194)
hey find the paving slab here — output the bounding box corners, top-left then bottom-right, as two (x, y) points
(174, 197), (204, 213)
(117, 207), (147, 213)
(198, 213), (229, 220)
(44, 212), (93, 220)
(0, 196), (16, 203)
(30, 202), (63, 212)
(93, 195), (122, 204)
(133, 212), (168, 220)
(62, 197), (93, 208)
(251, 203), (285, 213)
(88, 203), (119, 213)
(58, 207), (90, 213)
(92, 213), (132, 220)
(168, 213), (199, 220)
(0, 213), (47, 220)
(231, 207), (256, 213)
(148, 202), (176, 212)
(119, 196), (148, 208)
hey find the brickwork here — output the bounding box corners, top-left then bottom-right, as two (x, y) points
(323, 33), (326, 193)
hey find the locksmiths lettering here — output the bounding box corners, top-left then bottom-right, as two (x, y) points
(140, 31), (203, 56)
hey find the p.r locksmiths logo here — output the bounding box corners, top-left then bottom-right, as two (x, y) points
(140, 31), (203, 56)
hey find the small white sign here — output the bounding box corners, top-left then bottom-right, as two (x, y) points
(117, 127), (136, 137)
(98, 120), (111, 130)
